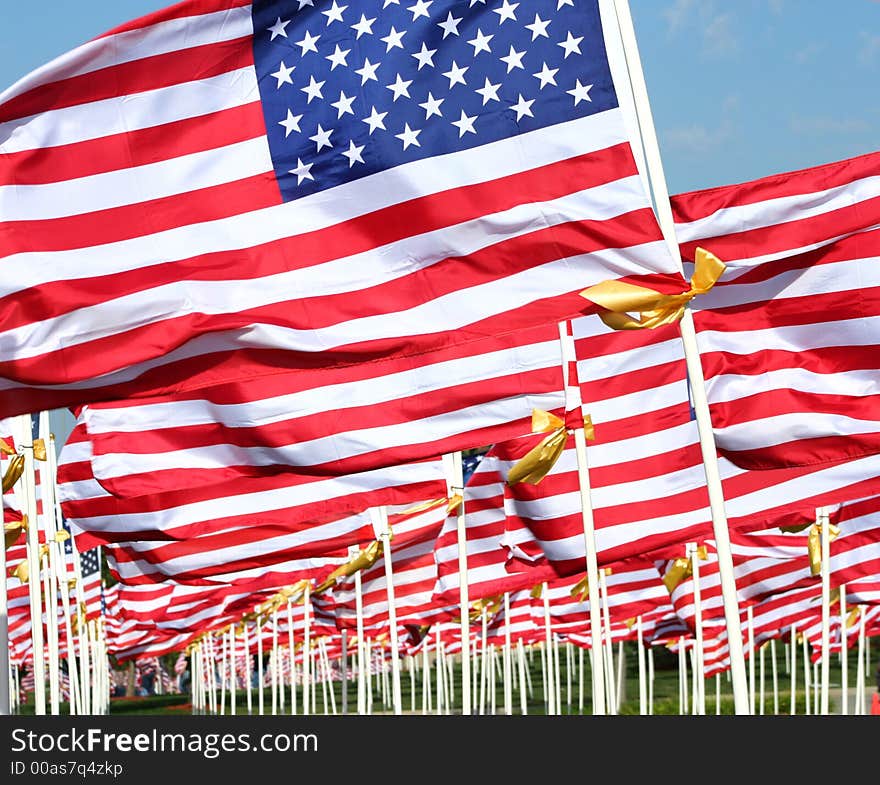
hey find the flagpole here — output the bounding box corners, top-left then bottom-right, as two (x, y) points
(353, 547), (366, 715)
(770, 638), (779, 715)
(790, 624), (797, 714)
(598, 568), (616, 714)
(802, 632), (811, 715)
(256, 613), (264, 716)
(559, 322), (607, 716)
(243, 621), (252, 715)
(449, 451), (472, 715)
(13, 415), (46, 715)
(230, 625), (237, 716)
(839, 584), (847, 715)
(435, 625), (443, 715)
(819, 506), (831, 715)
(303, 586), (311, 716)
(370, 506), (402, 715)
(0, 500), (9, 715)
(610, 0), (750, 714)
(687, 543), (705, 715)
(747, 605), (755, 714)
(637, 615), (646, 715)
(503, 593), (513, 715)
(855, 606), (866, 715)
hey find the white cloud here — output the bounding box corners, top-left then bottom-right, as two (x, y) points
(859, 32), (880, 64)
(703, 12), (737, 56)
(663, 95), (740, 154)
(790, 115), (870, 135)
(663, 0), (699, 34)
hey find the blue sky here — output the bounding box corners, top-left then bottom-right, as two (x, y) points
(2, 0), (878, 444)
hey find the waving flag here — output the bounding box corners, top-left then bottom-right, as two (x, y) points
(672, 149), (880, 471)
(0, 0), (684, 415)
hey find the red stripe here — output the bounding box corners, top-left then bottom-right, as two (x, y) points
(0, 37), (253, 122)
(0, 102), (267, 185)
(719, 432), (880, 472)
(678, 195), (880, 266)
(701, 346), (880, 381)
(671, 150), (880, 224)
(1, 142), (642, 328)
(95, 0), (252, 40)
(2, 173), (281, 253)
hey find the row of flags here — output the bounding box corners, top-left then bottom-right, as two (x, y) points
(1, 0), (879, 710)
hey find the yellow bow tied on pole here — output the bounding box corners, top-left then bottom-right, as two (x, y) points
(0, 439), (14, 457)
(580, 247), (727, 331)
(807, 522), (841, 576)
(662, 545), (708, 593)
(2, 453), (25, 493)
(399, 493), (464, 517)
(33, 438), (47, 462)
(313, 539), (384, 595)
(4, 519), (26, 550)
(507, 410), (595, 486)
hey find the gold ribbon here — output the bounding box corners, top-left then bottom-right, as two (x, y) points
(313, 540), (384, 594)
(4, 520), (26, 550)
(0, 440), (14, 457)
(12, 559), (28, 583)
(2, 453), (25, 493)
(530, 583), (544, 599)
(662, 545), (708, 593)
(399, 493), (464, 517)
(570, 576), (590, 603)
(580, 247), (726, 330)
(845, 607), (860, 629)
(807, 522), (840, 576)
(507, 410), (595, 487)
(32, 438), (47, 461)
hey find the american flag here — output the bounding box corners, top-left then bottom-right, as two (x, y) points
(0, 0), (684, 416)
(672, 149), (880, 471)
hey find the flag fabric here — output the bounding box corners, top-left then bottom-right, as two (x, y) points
(57, 416), (448, 550)
(77, 324), (567, 495)
(672, 149), (880, 471)
(0, 0), (685, 415)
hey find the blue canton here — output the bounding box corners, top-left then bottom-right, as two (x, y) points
(253, 0), (617, 201)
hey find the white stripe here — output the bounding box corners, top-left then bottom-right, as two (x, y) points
(709, 367), (880, 404)
(698, 314), (880, 355)
(84, 338), (561, 432)
(674, 175), (880, 246)
(1, 67), (260, 154)
(586, 379), (691, 421)
(0, 6), (253, 106)
(1, 136), (273, 220)
(576, 336), (685, 380)
(715, 412), (880, 452)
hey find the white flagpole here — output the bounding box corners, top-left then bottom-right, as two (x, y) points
(353, 553), (366, 715)
(449, 452), (472, 716)
(758, 642), (766, 715)
(747, 605), (755, 714)
(771, 638), (779, 715)
(270, 609), (278, 715)
(503, 593), (512, 715)
(610, 0), (750, 714)
(256, 614), (264, 716)
(840, 584), (848, 715)
(517, 638), (528, 715)
(421, 634), (430, 715)
(479, 608), (488, 715)
(819, 506), (831, 715)
(370, 506), (402, 715)
(790, 624), (798, 715)
(566, 641), (573, 712)
(856, 606), (866, 714)
(13, 415), (46, 715)
(559, 323), (606, 716)
(435, 625), (443, 715)
(688, 543), (705, 715)
(578, 645), (585, 714)
(637, 615), (646, 715)
(803, 633), (811, 715)
(286, 601), (295, 716)
(648, 644), (654, 715)
(542, 584), (556, 715)
(598, 568), (616, 714)
(219, 632), (227, 715)
(554, 634), (563, 714)
(230, 625), (237, 716)
(243, 621), (252, 715)
(303, 585), (311, 716)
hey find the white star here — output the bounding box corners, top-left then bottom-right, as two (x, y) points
(395, 123), (422, 150)
(295, 30), (321, 56)
(475, 77), (501, 104)
(442, 60), (468, 88)
(558, 31), (584, 58)
(418, 92), (445, 119)
(354, 56), (381, 84)
(437, 11), (462, 38)
(524, 13), (551, 40)
(509, 93), (534, 121)
(493, 0), (519, 24)
(386, 73), (413, 101)
(270, 60), (295, 88)
(407, 0), (432, 20)
(301, 75), (325, 103)
(533, 61), (559, 89)
(351, 14), (376, 38)
(451, 109), (477, 137)
(341, 140), (365, 168)
(278, 109), (303, 137)
(308, 124), (334, 152)
(325, 44), (351, 70)
(499, 45), (526, 72)
(330, 90), (356, 118)
(321, 0), (347, 25)
(268, 17), (290, 40)
(467, 29), (494, 56)
(383, 0), (400, 6)
(469, 0), (486, 5)
(380, 26), (406, 52)
(567, 79), (593, 105)
(557, 0), (574, 8)
(412, 42), (437, 70)
(289, 157), (314, 185)
(297, 0), (315, 8)
(362, 106), (388, 134)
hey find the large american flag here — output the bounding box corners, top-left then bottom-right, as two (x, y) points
(0, 0), (684, 415)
